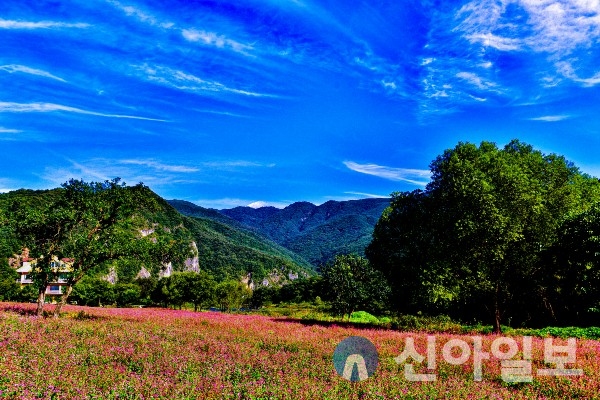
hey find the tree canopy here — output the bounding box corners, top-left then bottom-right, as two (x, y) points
(367, 140), (600, 331)
(7, 178), (180, 316)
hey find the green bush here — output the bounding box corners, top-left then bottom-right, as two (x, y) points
(350, 311), (379, 324)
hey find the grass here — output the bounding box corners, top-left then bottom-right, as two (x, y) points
(256, 303), (600, 339)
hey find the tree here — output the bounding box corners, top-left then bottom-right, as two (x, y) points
(368, 140), (600, 332)
(134, 276), (158, 306)
(215, 280), (251, 312)
(157, 275), (186, 309)
(186, 271), (216, 311)
(321, 254), (390, 320)
(8, 178), (175, 317)
(114, 283), (141, 307)
(545, 202), (600, 325)
(71, 276), (115, 307)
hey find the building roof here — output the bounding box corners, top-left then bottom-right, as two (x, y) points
(16, 264), (32, 273)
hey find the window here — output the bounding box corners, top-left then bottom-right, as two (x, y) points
(49, 286), (61, 293)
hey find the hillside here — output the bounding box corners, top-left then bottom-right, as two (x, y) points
(170, 198), (390, 267)
(0, 188), (312, 284)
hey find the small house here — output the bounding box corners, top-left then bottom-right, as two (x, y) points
(16, 256), (74, 296)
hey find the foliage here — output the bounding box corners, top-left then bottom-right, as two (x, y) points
(215, 280), (252, 312)
(321, 254), (391, 319)
(182, 216), (312, 281)
(71, 276), (115, 307)
(544, 202), (600, 325)
(5, 178), (174, 316)
(368, 140), (600, 332)
(0, 182), (313, 313)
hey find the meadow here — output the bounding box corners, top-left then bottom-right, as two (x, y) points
(0, 302), (599, 399)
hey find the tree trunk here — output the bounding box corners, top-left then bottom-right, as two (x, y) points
(36, 288), (46, 317)
(53, 284), (73, 318)
(493, 284), (502, 334)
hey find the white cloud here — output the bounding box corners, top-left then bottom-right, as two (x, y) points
(136, 64), (274, 98)
(456, 71), (496, 90)
(557, 62), (600, 87)
(381, 80), (397, 90)
(182, 28), (253, 55)
(0, 64), (66, 82)
(119, 159), (199, 172)
(344, 191), (390, 199)
(0, 102), (165, 121)
(469, 95), (487, 102)
(201, 160), (275, 168)
(247, 201), (287, 209)
(465, 33), (522, 51)
(106, 0), (174, 29)
(344, 161), (431, 186)
(39, 157), (199, 189)
(529, 115), (571, 122)
(0, 127), (21, 133)
(196, 109), (249, 118)
(0, 19), (89, 29)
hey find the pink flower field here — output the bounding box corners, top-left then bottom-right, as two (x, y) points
(0, 302), (598, 399)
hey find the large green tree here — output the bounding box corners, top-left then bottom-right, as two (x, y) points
(368, 140), (600, 332)
(8, 178), (180, 317)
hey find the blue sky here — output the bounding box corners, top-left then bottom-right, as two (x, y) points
(1, 0), (599, 209)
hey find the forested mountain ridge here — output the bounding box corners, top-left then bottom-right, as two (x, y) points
(170, 198), (390, 267)
(0, 188), (312, 284)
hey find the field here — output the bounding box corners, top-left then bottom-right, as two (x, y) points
(1, 303), (599, 399)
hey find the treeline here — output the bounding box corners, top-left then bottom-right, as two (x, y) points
(0, 255), (383, 316)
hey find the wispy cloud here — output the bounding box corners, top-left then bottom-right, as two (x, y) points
(0, 19), (89, 29)
(119, 159), (199, 173)
(454, 0), (600, 87)
(0, 102), (165, 121)
(135, 64), (275, 98)
(556, 61), (600, 87)
(0, 127), (21, 133)
(465, 32), (522, 51)
(106, 0), (174, 29)
(182, 29), (253, 55)
(344, 191), (390, 199)
(456, 71), (496, 90)
(0, 64), (66, 82)
(201, 161), (275, 169)
(344, 161), (431, 186)
(40, 157), (199, 188)
(529, 115), (571, 122)
(190, 198), (259, 209)
(196, 109), (249, 118)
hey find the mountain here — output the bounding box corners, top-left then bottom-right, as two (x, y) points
(0, 188), (313, 284)
(170, 198), (390, 268)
